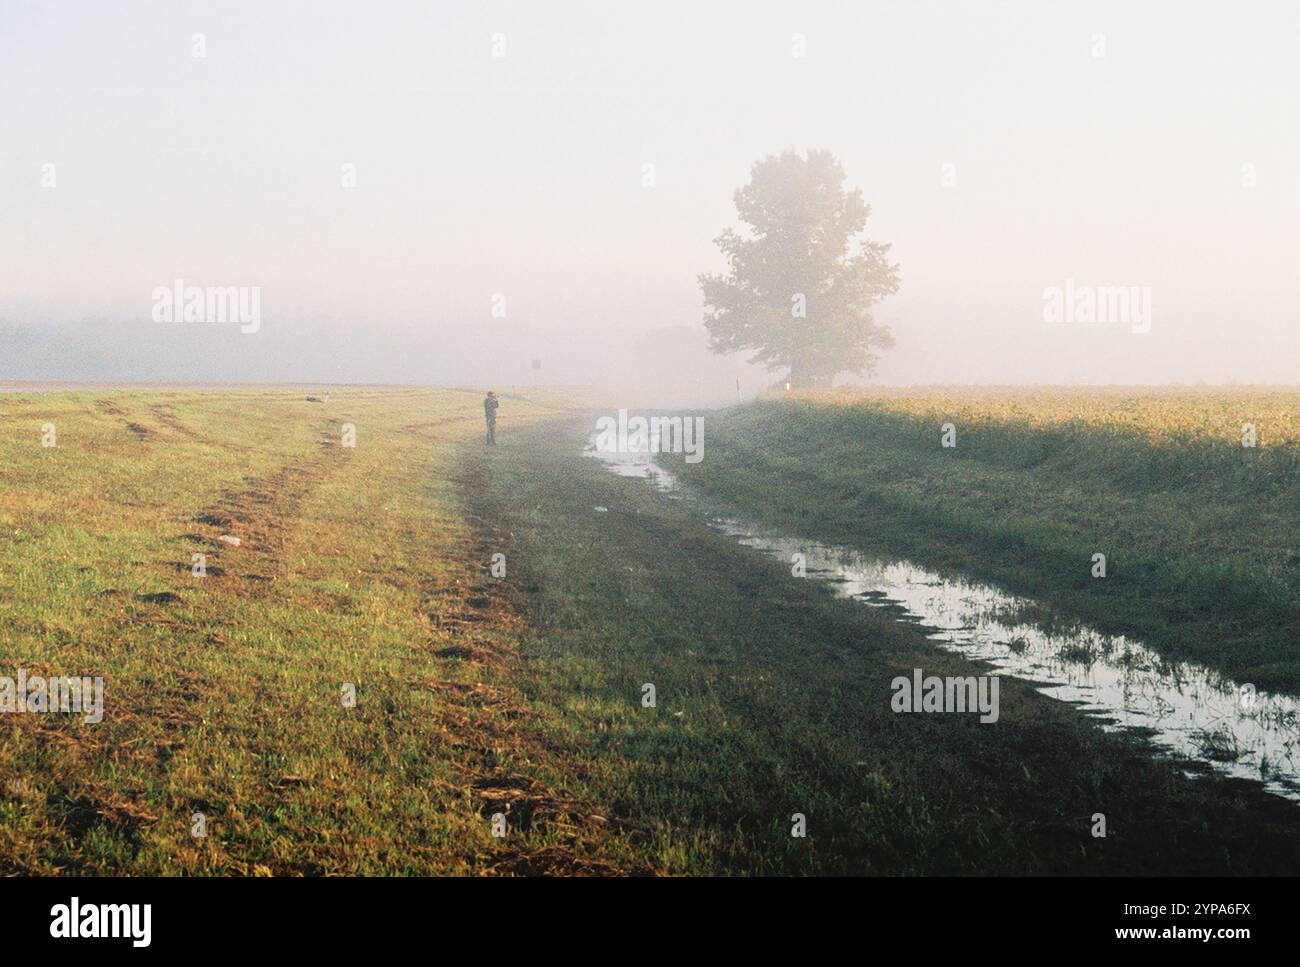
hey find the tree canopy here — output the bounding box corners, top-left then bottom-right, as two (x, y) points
(699, 149), (900, 388)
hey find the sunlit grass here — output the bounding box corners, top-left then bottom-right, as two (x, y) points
(675, 387), (1300, 692)
(5, 386), (1299, 875)
(0, 387), (625, 874)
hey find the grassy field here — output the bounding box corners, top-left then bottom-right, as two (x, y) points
(0, 386), (627, 874)
(2, 387), (1299, 874)
(465, 416), (1300, 873)
(674, 388), (1300, 694)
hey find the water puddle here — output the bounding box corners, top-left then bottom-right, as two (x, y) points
(584, 440), (1300, 803)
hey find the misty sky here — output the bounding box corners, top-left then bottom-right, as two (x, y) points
(2, 0), (1297, 390)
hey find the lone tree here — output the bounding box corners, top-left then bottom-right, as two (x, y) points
(699, 149), (900, 389)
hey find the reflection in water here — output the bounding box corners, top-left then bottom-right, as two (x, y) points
(584, 439), (1300, 803)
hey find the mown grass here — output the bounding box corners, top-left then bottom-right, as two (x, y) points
(672, 389), (1300, 694)
(463, 416), (1300, 874)
(0, 386), (632, 874)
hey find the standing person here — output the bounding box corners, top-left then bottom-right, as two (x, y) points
(483, 391), (499, 446)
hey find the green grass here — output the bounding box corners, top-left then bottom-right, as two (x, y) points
(4, 387), (1299, 875)
(464, 416), (1300, 874)
(672, 394), (1300, 693)
(0, 387), (628, 874)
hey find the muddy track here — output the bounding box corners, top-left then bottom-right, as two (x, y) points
(180, 423), (633, 872)
(187, 458), (337, 589)
(143, 417), (349, 595)
(440, 455), (647, 875)
(149, 404), (253, 452)
(94, 399), (156, 442)
(93, 398), (259, 451)
(401, 415), (478, 442)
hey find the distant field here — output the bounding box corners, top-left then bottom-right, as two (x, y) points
(674, 387), (1300, 693)
(812, 386), (1300, 448)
